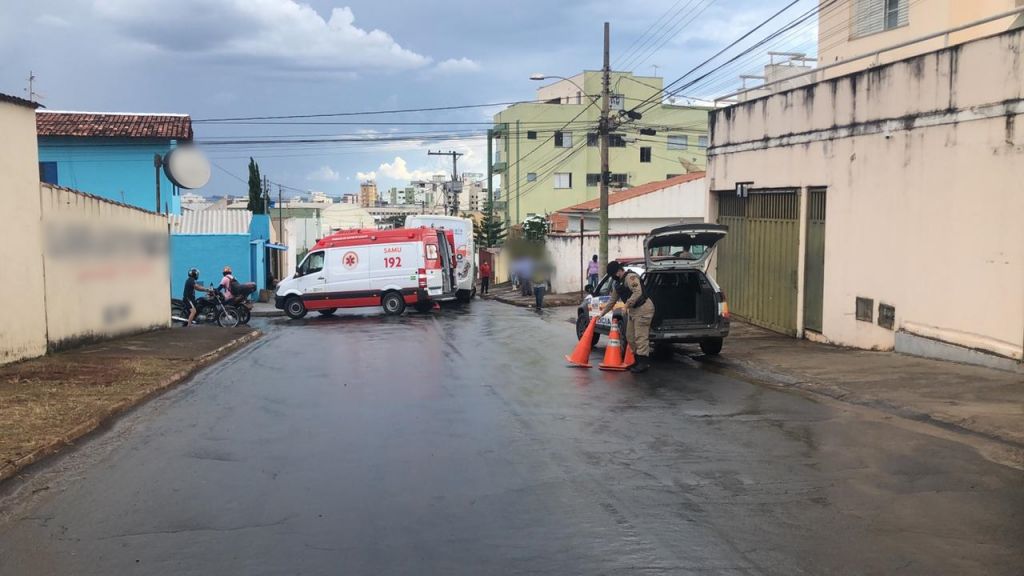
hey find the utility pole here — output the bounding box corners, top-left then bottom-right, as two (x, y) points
(599, 21), (611, 272)
(153, 154), (162, 214)
(427, 150), (463, 216)
(278, 185), (283, 240)
(515, 119), (521, 224)
(486, 128), (494, 236)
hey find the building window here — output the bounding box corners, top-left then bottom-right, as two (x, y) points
(698, 135), (708, 149)
(527, 130), (537, 140)
(526, 172), (537, 182)
(609, 173), (628, 187)
(39, 162), (59, 185)
(640, 147), (652, 163)
(575, 91), (582, 105)
(609, 134), (627, 148)
(666, 174), (682, 179)
(587, 132), (598, 147)
(554, 131), (573, 148)
(853, 0), (908, 38)
(586, 173), (601, 186)
(609, 94), (625, 111)
(639, 128), (657, 136)
(553, 173), (572, 189)
(667, 135), (688, 150)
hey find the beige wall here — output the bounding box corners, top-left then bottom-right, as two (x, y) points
(0, 101), (48, 364)
(819, 0), (1021, 77)
(39, 185), (170, 349)
(709, 29), (1024, 359)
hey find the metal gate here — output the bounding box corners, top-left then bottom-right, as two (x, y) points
(803, 189), (827, 333)
(716, 190), (800, 335)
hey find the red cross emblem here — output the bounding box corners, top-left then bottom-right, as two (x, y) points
(343, 251), (359, 270)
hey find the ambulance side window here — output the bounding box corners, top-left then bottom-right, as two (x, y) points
(299, 251), (325, 276)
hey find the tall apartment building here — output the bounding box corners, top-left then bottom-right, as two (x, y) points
(492, 71), (710, 222)
(359, 180), (378, 208)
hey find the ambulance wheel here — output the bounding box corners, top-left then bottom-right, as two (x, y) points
(699, 338), (723, 356)
(414, 302), (433, 313)
(382, 292), (406, 316)
(284, 296), (307, 319)
(318, 308), (337, 317)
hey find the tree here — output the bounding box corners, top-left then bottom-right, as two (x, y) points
(381, 214), (407, 229)
(247, 157), (266, 213)
(474, 200), (507, 248)
(521, 214), (549, 243)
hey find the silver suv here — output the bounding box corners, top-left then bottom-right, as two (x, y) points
(575, 224), (730, 355)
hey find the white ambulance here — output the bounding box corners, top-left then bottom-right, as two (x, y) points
(405, 215), (476, 302)
(274, 227), (456, 318)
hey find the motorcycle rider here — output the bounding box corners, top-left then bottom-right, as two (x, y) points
(220, 265), (255, 311)
(182, 268), (213, 327)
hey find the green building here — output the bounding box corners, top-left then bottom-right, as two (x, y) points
(492, 71), (709, 222)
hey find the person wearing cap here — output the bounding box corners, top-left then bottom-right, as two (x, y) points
(598, 261), (655, 373)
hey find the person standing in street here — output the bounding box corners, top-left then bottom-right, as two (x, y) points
(598, 261), (655, 373)
(532, 260), (549, 310)
(479, 260), (492, 295)
(586, 254), (600, 290)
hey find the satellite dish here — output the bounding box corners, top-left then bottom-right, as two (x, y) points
(163, 145), (211, 189)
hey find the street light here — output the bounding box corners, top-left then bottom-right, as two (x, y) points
(529, 74), (589, 101)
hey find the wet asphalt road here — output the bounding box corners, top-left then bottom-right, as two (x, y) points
(1, 301), (1022, 575)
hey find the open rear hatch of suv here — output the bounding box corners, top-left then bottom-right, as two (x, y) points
(643, 224), (728, 330)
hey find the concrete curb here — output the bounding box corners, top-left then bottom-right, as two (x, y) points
(482, 294), (581, 309)
(695, 353), (1024, 452)
(0, 330), (262, 484)
(251, 309), (284, 318)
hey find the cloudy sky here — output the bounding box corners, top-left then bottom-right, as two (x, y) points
(0, 0), (819, 198)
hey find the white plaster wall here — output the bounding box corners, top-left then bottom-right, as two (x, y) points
(0, 102), (47, 364)
(708, 29), (1024, 359)
(546, 233), (646, 294)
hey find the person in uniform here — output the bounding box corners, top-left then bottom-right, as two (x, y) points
(598, 261), (655, 373)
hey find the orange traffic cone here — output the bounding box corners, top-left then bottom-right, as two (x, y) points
(622, 344), (636, 368)
(566, 317), (598, 368)
(599, 318), (628, 371)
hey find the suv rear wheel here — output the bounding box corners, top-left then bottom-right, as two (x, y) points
(699, 338), (723, 356)
(576, 312), (601, 348)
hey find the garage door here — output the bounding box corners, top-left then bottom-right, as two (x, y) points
(715, 190), (800, 335)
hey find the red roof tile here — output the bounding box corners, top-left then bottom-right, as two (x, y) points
(556, 172), (706, 215)
(36, 111), (193, 140)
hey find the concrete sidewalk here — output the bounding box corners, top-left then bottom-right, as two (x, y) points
(0, 326), (260, 482)
(481, 282), (583, 308)
(252, 301), (284, 317)
(690, 322), (1024, 450)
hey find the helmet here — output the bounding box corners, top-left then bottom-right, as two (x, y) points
(222, 265), (233, 276)
(606, 261), (623, 276)
(188, 268), (199, 279)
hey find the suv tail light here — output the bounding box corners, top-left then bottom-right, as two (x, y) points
(718, 291), (730, 319)
(417, 268), (428, 289)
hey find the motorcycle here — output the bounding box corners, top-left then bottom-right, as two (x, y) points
(224, 282), (257, 325)
(171, 290), (241, 328)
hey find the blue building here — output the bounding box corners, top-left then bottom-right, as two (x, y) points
(169, 210), (281, 301)
(36, 111), (192, 214)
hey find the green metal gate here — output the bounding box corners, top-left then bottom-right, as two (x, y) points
(716, 190), (800, 335)
(803, 189), (827, 333)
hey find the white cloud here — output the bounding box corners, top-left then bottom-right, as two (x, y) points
(377, 157), (445, 182)
(434, 57), (481, 74)
(93, 0), (431, 71)
(37, 14), (72, 28)
(307, 165), (340, 182)
(356, 171), (377, 181)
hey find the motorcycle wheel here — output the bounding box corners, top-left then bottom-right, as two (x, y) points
(217, 306), (241, 328)
(236, 305), (251, 325)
